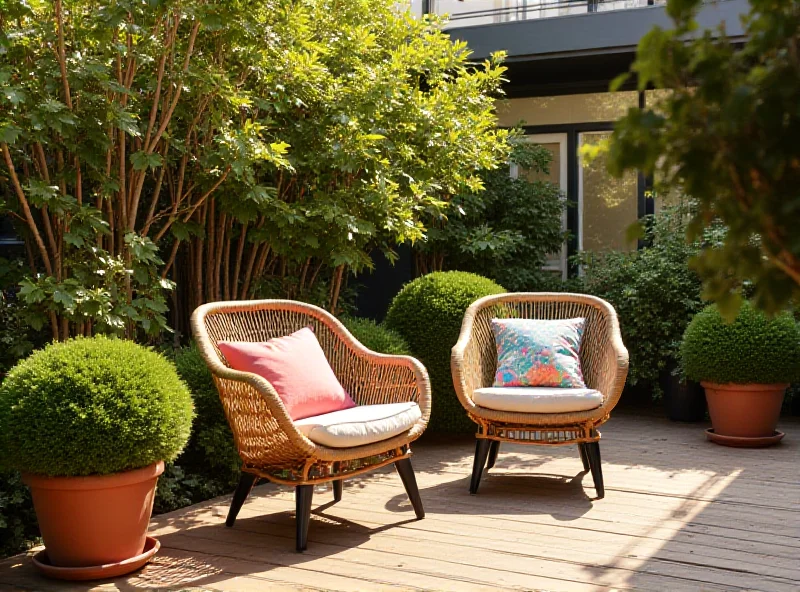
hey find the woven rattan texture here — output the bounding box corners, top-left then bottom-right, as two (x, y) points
(191, 300), (431, 484)
(451, 293), (629, 444)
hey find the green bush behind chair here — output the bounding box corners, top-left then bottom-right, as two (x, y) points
(340, 317), (412, 356)
(385, 271), (505, 432)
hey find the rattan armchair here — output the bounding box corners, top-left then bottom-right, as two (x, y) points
(191, 300), (431, 551)
(451, 293), (628, 498)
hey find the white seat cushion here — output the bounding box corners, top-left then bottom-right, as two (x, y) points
(294, 402), (422, 448)
(473, 387), (604, 414)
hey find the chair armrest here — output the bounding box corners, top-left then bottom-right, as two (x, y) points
(331, 326), (432, 427)
(451, 302), (494, 414)
(593, 322), (629, 416)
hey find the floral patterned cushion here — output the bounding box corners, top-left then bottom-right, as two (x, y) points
(491, 318), (586, 388)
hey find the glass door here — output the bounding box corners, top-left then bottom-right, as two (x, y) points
(578, 131), (639, 253)
(512, 133), (569, 280)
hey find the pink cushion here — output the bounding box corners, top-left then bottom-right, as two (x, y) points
(217, 327), (355, 421)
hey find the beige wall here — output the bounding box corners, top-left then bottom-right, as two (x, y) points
(496, 91), (639, 128)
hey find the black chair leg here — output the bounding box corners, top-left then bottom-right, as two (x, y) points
(585, 441), (605, 499)
(226, 472), (258, 527)
(295, 484), (314, 552)
(333, 479), (343, 502)
(395, 459), (425, 519)
(578, 443), (590, 472)
(470, 439), (492, 494)
(486, 441), (500, 470)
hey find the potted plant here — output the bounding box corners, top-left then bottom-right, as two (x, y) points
(660, 349), (706, 423)
(0, 336), (194, 580)
(659, 362), (706, 423)
(680, 302), (800, 447)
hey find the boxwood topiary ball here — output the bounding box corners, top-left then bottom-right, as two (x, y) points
(680, 302), (800, 385)
(0, 336), (194, 477)
(385, 271), (504, 432)
(340, 317), (412, 356)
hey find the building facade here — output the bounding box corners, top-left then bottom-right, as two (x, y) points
(443, 0), (748, 276)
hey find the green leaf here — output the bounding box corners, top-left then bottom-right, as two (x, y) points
(0, 123), (22, 144)
(715, 292), (743, 323)
(18, 280), (46, 304)
(3, 87), (25, 106)
(130, 151), (163, 171)
(625, 221), (646, 244)
(609, 73), (630, 93)
(53, 289), (76, 311)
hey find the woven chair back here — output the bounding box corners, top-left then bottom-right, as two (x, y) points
(469, 295), (613, 392)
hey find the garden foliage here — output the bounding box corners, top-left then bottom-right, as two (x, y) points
(681, 302), (800, 385)
(606, 0), (800, 315)
(155, 344), (241, 512)
(415, 140), (565, 290)
(0, 0), (510, 333)
(579, 202), (704, 393)
(0, 471), (38, 558)
(0, 337), (194, 477)
(340, 317), (412, 356)
(0, 259), (36, 376)
(385, 271), (504, 432)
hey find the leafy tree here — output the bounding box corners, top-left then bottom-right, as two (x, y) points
(230, 0), (511, 312)
(0, 0), (289, 338)
(605, 0), (800, 315)
(415, 139), (565, 289)
(0, 0), (510, 335)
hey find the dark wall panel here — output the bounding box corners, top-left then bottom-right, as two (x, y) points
(447, 0), (748, 62)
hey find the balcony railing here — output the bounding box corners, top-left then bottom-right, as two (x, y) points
(431, 0), (665, 28)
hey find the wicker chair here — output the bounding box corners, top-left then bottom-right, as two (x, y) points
(191, 300), (431, 551)
(451, 293), (628, 498)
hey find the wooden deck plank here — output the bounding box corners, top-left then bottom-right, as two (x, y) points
(0, 412), (797, 592)
(237, 494), (800, 574)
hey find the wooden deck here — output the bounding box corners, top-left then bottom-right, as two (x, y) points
(1, 411), (798, 592)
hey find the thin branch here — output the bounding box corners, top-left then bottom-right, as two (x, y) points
(161, 239), (181, 279)
(231, 221), (248, 298)
(148, 20), (200, 151)
(329, 264), (345, 314)
(153, 168), (230, 242)
(142, 162), (167, 235)
(2, 142), (53, 275)
(54, 0), (73, 110)
(74, 156), (82, 204)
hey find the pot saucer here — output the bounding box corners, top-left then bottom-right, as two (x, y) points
(32, 536), (160, 581)
(705, 428), (784, 448)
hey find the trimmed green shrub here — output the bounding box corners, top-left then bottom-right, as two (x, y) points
(0, 337), (194, 477)
(681, 302), (800, 385)
(340, 317), (412, 356)
(385, 271), (505, 432)
(155, 345), (241, 513)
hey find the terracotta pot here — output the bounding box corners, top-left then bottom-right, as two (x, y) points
(23, 461), (164, 568)
(701, 382), (787, 438)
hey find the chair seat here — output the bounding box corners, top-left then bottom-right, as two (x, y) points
(472, 387), (604, 414)
(294, 402), (422, 448)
